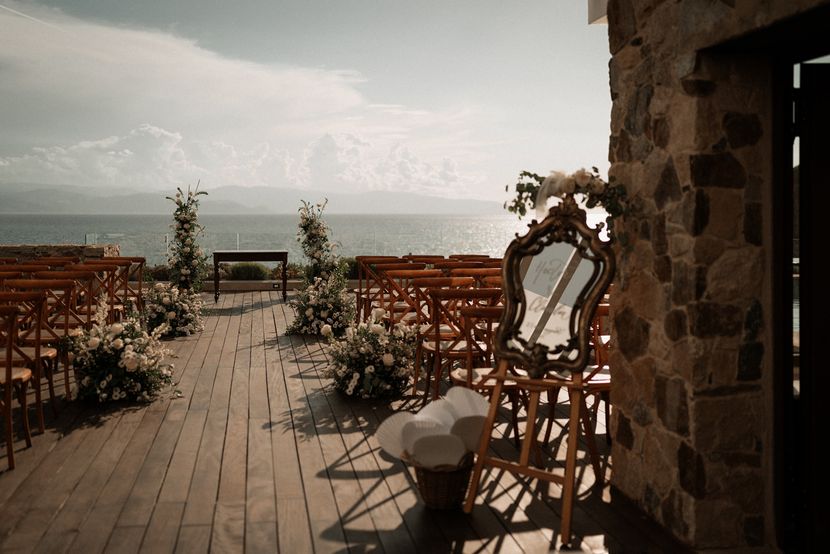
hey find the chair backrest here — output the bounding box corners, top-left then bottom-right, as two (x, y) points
(448, 267), (502, 287)
(34, 271), (97, 328)
(432, 261), (485, 272)
(449, 254), (490, 260)
(3, 279), (76, 340)
(0, 305), (20, 387)
(0, 264), (54, 277)
(33, 256), (80, 267)
(411, 277), (475, 331)
(0, 257), (18, 264)
(0, 272), (23, 287)
(79, 259), (133, 307)
(0, 292), (44, 364)
(428, 287), (503, 351)
(65, 264), (118, 318)
(403, 255), (446, 263)
(460, 305), (505, 387)
(378, 269), (443, 324)
(103, 256), (146, 309)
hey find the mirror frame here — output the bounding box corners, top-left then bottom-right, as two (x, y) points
(495, 195), (615, 378)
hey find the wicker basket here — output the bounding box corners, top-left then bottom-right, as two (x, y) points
(406, 452), (475, 510)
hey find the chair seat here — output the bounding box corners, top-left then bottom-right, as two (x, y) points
(12, 346), (58, 364)
(422, 340), (480, 353)
(0, 366), (33, 384)
(451, 367), (518, 388)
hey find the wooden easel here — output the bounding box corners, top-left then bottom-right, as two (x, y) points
(463, 194), (614, 546)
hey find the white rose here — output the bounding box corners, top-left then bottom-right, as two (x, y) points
(162, 296), (171, 305)
(561, 177), (577, 194)
(110, 323), (124, 335)
(111, 338), (124, 350)
(321, 324), (333, 337)
(571, 168), (590, 188)
(305, 308), (314, 317)
(589, 178), (607, 194)
(371, 308), (386, 322)
(382, 353), (394, 367)
(87, 337), (100, 349)
(370, 324), (385, 335)
(167, 311), (177, 319)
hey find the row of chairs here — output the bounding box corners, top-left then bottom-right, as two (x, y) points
(0, 255), (146, 470)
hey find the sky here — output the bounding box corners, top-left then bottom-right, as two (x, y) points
(0, 0), (612, 201)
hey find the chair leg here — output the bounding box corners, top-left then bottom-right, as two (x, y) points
(560, 387), (583, 547)
(16, 382), (32, 448)
(4, 401), (14, 470)
(508, 390), (521, 449)
(46, 359), (58, 417)
(32, 362), (45, 434)
(543, 386), (561, 445)
(603, 391), (612, 446)
(579, 394), (603, 484)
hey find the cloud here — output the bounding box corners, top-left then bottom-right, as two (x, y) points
(0, 2), (492, 197)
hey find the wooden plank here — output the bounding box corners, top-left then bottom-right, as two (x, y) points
(138, 501), (185, 553)
(210, 293), (251, 551)
(103, 526), (143, 554)
(174, 525), (211, 553)
(272, 301), (349, 552)
(33, 407), (146, 554)
(264, 293), (314, 554)
(66, 407), (167, 554)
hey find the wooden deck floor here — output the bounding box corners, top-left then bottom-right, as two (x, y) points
(0, 292), (686, 553)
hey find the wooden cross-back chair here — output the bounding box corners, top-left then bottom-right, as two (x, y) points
(448, 267), (502, 287)
(81, 259), (134, 315)
(33, 271), (96, 330)
(360, 261), (424, 321)
(0, 292), (51, 433)
(450, 305), (523, 447)
(354, 256), (401, 321)
(4, 279), (76, 400)
(409, 276), (476, 395)
(423, 287), (502, 403)
(103, 256), (146, 310)
(376, 268), (442, 325)
(448, 254), (490, 260)
(65, 263), (119, 322)
(432, 261), (484, 273)
(463, 195), (615, 547)
(0, 305), (34, 470)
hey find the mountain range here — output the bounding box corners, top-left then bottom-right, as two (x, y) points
(0, 183), (503, 215)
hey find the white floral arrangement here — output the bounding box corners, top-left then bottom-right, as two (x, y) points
(167, 184), (208, 292)
(505, 168), (629, 235)
(65, 297), (174, 403)
(144, 282), (204, 338)
(324, 309), (417, 400)
(287, 275), (353, 337)
(287, 199), (354, 336)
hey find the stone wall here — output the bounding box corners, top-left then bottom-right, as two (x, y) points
(606, 0), (829, 548)
(0, 244), (120, 261)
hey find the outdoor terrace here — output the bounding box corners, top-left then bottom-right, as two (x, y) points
(0, 292), (686, 553)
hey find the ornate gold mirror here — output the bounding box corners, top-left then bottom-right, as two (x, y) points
(495, 194), (615, 378)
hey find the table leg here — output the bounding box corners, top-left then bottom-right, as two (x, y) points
(282, 259), (288, 301)
(214, 257), (220, 303)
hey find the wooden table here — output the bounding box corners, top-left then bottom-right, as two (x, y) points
(212, 250), (288, 302)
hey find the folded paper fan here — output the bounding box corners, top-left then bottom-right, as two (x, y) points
(401, 418), (446, 455)
(410, 434), (467, 469)
(450, 415), (487, 452)
(416, 398), (458, 430)
(446, 386), (490, 418)
(376, 412), (414, 459)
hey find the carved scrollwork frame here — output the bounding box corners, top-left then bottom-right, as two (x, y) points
(494, 194), (615, 379)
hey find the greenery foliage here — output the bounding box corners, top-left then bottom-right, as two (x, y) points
(167, 185), (208, 291)
(287, 200), (354, 336)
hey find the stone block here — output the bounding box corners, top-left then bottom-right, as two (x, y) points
(688, 302), (742, 338)
(693, 392), (763, 454)
(690, 152), (747, 188)
(706, 247), (761, 302)
(654, 156), (682, 209)
(657, 375), (690, 436)
(693, 236), (725, 265)
(677, 441), (706, 498)
(615, 306), (652, 362)
(704, 189), (743, 240)
(723, 112), (762, 148)
(664, 309), (688, 341)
